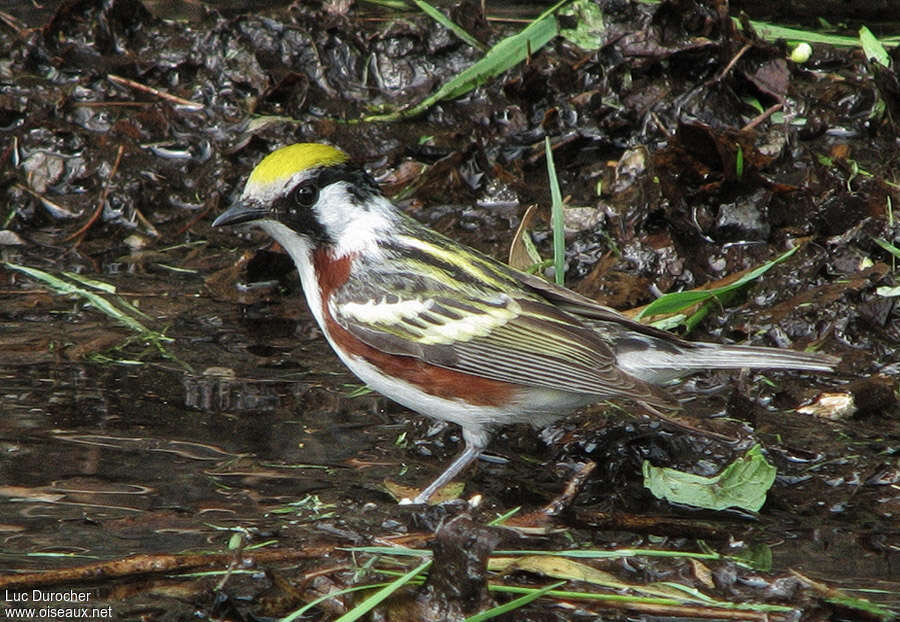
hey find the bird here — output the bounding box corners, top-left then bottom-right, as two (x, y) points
(212, 142), (839, 504)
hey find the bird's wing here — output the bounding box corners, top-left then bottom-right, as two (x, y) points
(512, 269), (693, 344)
(328, 262), (675, 408)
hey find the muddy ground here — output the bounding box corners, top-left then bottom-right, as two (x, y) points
(0, 0), (898, 620)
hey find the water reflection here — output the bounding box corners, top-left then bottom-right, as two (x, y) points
(0, 361), (394, 570)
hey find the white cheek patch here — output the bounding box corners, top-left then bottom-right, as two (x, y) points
(315, 186), (394, 256)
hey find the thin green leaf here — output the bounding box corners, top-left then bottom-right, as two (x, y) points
(413, 0), (485, 51)
(874, 237), (900, 259)
(729, 542), (773, 572)
(464, 581), (566, 622)
(5, 263), (165, 340)
(64, 271), (154, 321)
(680, 288), (739, 334)
(492, 548), (719, 561)
(359, 0), (408, 8)
(545, 137), (565, 285)
(825, 595), (897, 620)
(487, 506), (521, 526)
(859, 26), (891, 67)
(643, 444), (776, 512)
(343, 383), (375, 398)
(343, 546), (430, 556)
(62, 271), (117, 293)
(281, 583), (392, 622)
(739, 18), (900, 48)
(490, 584), (795, 614)
(635, 245), (799, 319)
(364, 1), (563, 121)
(742, 95), (764, 114)
(334, 559), (432, 622)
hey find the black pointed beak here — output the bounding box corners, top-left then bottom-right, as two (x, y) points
(212, 202), (268, 227)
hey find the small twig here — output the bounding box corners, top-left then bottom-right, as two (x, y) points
(649, 111), (673, 138)
(540, 460), (596, 518)
(710, 42), (752, 84)
(107, 73), (204, 109)
(0, 547), (341, 590)
(176, 192), (219, 236)
(0, 9), (27, 37)
(133, 204), (160, 238)
(641, 401), (737, 442)
(65, 144), (126, 245)
(573, 510), (737, 539)
(742, 103), (782, 132)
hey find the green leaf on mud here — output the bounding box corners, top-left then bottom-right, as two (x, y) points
(334, 558), (432, 622)
(364, 1), (563, 121)
(740, 18), (900, 48)
(412, 0), (484, 51)
(464, 581), (566, 622)
(3, 262), (188, 369)
(859, 26), (891, 68)
(635, 245), (799, 320)
(558, 0), (605, 50)
(5, 263), (165, 340)
(643, 445), (776, 512)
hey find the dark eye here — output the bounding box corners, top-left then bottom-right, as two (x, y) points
(292, 182), (318, 208)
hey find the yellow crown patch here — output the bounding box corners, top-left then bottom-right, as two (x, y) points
(248, 143), (349, 186)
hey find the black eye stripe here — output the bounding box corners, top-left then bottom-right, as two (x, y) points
(270, 163), (381, 247)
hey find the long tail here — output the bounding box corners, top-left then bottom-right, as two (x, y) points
(617, 341), (839, 384)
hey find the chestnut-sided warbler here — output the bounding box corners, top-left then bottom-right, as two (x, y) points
(213, 143), (838, 504)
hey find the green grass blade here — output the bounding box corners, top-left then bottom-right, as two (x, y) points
(859, 26), (891, 67)
(359, 0), (408, 8)
(61, 271), (116, 293)
(280, 583), (392, 622)
(412, 0), (484, 50)
(343, 546), (428, 556)
(490, 583), (796, 614)
(4, 263), (187, 369)
(364, 1), (564, 121)
(874, 237), (900, 259)
(824, 595), (897, 620)
(334, 558), (432, 622)
(487, 506), (521, 526)
(492, 548), (720, 561)
(5, 263), (162, 339)
(635, 245), (799, 319)
(464, 581), (566, 622)
(63, 271), (155, 321)
(739, 18), (900, 48)
(545, 137), (566, 285)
